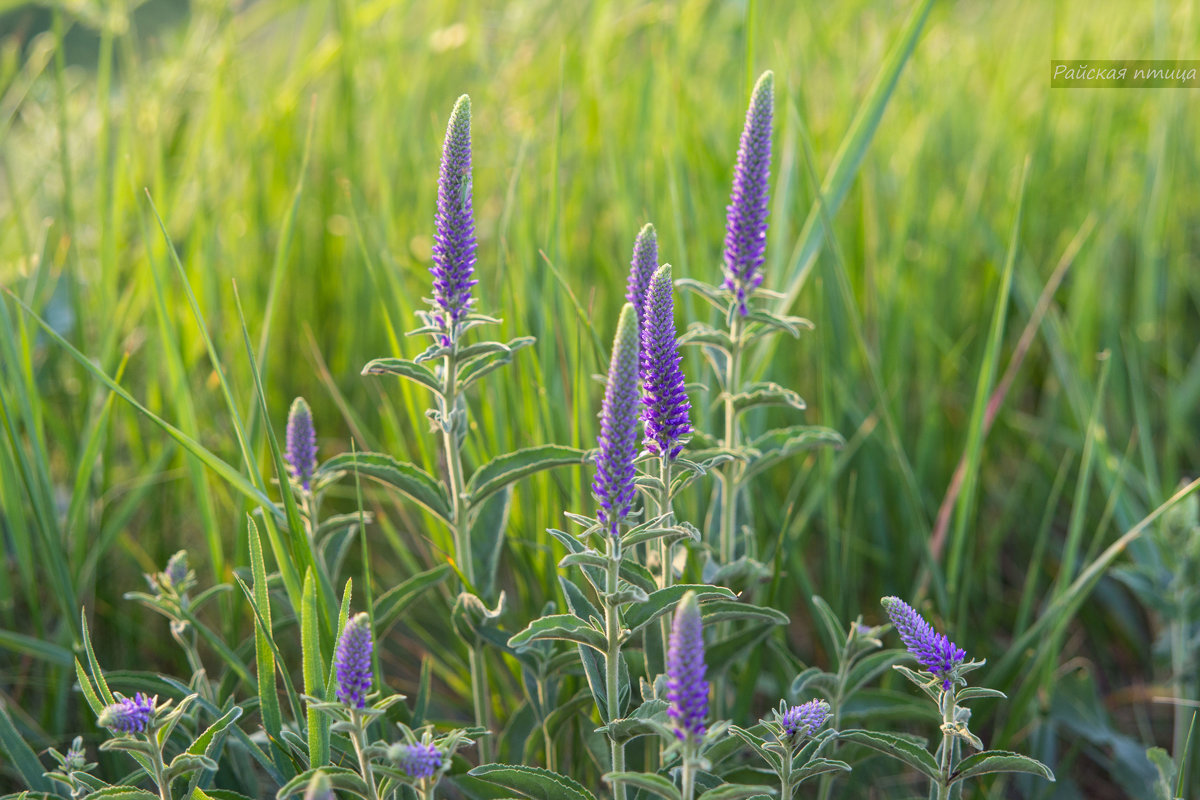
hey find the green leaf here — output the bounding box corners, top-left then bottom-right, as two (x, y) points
(696, 785), (773, 800)
(474, 485), (512, 599)
(319, 452), (452, 523)
(949, 750), (1055, 784)
(604, 773), (680, 800)
(837, 730), (939, 781)
(373, 564), (453, 634)
(790, 758), (852, 784)
(0, 627), (72, 666)
(699, 600), (789, 626)
(955, 687), (1007, 702)
(743, 427), (845, 481)
(361, 357), (442, 395)
(84, 788), (160, 800)
(300, 571), (329, 768)
(246, 516), (290, 778)
(186, 705), (244, 756)
(623, 585), (737, 633)
(0, 699), (52, 792)
(275, 767), (369, 800)
(730, 382), (806, 416)
(507, 615), (607, 654)
(466, 445), (586, 506)
(809, 596), (848, 665)
(1146, 747), (1177, 800)
(469, 764), (598, 800)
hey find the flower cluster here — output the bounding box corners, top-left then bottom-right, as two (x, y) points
(640, 265), (691, 458)
(286, 396), (317, 491)
(779, 699), (830, 742)
(430, 94), (479, 344)
(667, 592), (709, 741)
(334, 612), (374, 708)
(881, 596), (967, 691)
(97, 693), (156, 734)
(723, 71), (774, 315)
(592, 304), (641, 536)
(626, 223), (658, 332)
(391, 742), (443, 780)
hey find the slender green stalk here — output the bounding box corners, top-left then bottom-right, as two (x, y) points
(1172, 602), (1188, 777)
(719, 315), (744, 566)
(680, 742), (698, 800)
(440, 349), (493, 763)
(605, 537), (627, 800)
(815, 638), (851, 800)
(778, 739), (792, 799)
(657, 456), (676, 658)
(935, 687), (957, 800)
(349, 710), (381, 800)
(147, 739), (171, 800)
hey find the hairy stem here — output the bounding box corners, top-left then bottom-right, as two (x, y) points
(147, 736), (171, 800)
(605, 538), (627, 800)
(440, 351), (493, 762)
(657, 456), (675, 659)
(349, 710), (381, 800)
(718, 314), (744, 566)
(681, 742), (698, 800)
(935, 688), (957, 800)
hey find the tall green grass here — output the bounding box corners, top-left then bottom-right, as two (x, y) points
(1, 0), (1198, 796)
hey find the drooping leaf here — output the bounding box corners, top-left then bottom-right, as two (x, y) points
(837, 730), (938, 781)
(507, 615), (607, 654)
(949, 750), (1055, 784)
(604, 772), (680, 800)
(319, 452), (451, 523)
(361, 357), (443, 395)
(466, 445), (587, 507)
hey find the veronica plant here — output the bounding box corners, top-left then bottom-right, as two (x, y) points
(836, 598), (1054, 799)
(732, 699), (851, 799)
(345, 93), (585, 759)
(43, 737), (98, 800)
(676, 71), (840, 575)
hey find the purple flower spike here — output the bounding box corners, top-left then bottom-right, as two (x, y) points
(334, 612), (374, 708)
(780, 699), (830, 742)
(431, 94), (479, 346)
(592, 304), (640, 537)
(667, 591), (708, 741)
(626, 223), (658, 332)
(882, 597), (967, 691)
(723, 70), (773, 315)
(286, 397), (317, 491)
(641, 265), (691, 459)
(98, 693), (156, 734)
(392, 742), (443, 780)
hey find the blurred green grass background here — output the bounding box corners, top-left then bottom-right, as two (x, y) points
(1, 0), (1198, 796)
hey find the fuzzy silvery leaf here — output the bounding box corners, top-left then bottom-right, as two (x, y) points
(949, 750), (1055, 784)
(468, 764), (598, 800)
(507, 614), (608, 654)
(603, 771), (680, 800)
(360, 357), (443, 396)
(836, 729), (938, 781)
(465, 444), (587, 507)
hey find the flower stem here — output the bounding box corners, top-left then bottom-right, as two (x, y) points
(605, 537), (627, 800)
(657, 456), (675, 660)
(718, 314), (743, 566)
(349, 710), (381, 800)
(680, 742), (698, 800)
(147, 736), (172, 800)
(935, 687), (957, 800)
(440, 350), (493, 763)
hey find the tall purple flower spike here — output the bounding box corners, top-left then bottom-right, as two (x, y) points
(98, 693), (156, 734)
(286, 397), (317, 491)
(723, 71), (773, 316)
(780, 699), (830, 742)
(431, 94), (479, 346)
(882, 596), (967, 691)
(667, 591), (708, 741)
(592, 304), (640, 537)
(626, 223), (658, 332)
(641, 265), (691, 459)
(334, 612), (374, 708)
(393, 742), (442, 780)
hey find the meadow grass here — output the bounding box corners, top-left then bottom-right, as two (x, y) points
(1, 0), (1198, 797)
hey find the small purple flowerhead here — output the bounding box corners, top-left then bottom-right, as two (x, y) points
(98, 693), (156, 734)
(723, 70), (773, 315)
(65, 737), (87, 771)
(779, 699), (830, 743)
(430, 94), (479, 346)
(390, 742), (443, 780)
(640, 265), (691, 459)
(164, 550), (189, 588)
(592, 304), (640, 537)
(881, 596), (967, 691)
(667, 591), (708, 741)
(334, 612), (374, 708)
(626, 223), (658, 332)
(286, 397), (317, 491)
